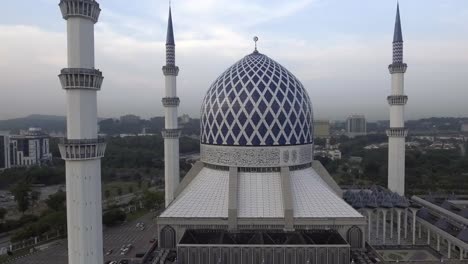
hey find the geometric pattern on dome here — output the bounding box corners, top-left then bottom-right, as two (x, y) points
(200, 52), (313, 146)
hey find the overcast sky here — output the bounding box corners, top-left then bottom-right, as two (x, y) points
(1, 0), (468, 121)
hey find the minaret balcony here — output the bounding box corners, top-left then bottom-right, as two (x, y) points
(59, 0), (101, 23)
(162, 129), (181, 139)
(58, 138), (106, 160)
(162, 97), (180, 107)
(388, 63), (407, 74)
(163, 65), (179, 76)
(387, 95), (408, 105)
(59, 68), (104, 90)
(386, 128), (408, 138)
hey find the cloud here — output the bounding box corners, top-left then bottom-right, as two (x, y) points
(1, 0), (468, 121)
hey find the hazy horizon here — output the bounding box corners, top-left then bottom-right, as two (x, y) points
(1, 0), (468, 121)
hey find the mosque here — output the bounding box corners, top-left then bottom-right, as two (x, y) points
(55, 0), (468, 263)
(156, 5), (366, 264)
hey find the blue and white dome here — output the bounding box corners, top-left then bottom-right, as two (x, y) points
(200, 52), (314, 147)
(199, 51), (314, 168)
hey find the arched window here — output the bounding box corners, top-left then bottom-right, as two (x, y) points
(347, 226), (363, 249)
(160, 225), (176, 248)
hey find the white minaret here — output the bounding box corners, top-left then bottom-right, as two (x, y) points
(162, 6), (180, 207)
(57, 1), (106, 264)
(387, 3), (408, 196)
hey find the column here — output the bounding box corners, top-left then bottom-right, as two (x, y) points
(448, 241), (451, 259)
(383, 210), (387, 244)
(437, 234), (440, 251)
(390, 209), (394, 239)
(404, 209), (408, 239)
(397, 210), (402, 245)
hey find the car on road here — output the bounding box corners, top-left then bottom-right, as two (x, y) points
(105, 249), (113, 255)
(118, 260), (129, 264)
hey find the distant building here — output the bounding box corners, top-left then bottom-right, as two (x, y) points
(179, 114), (191, 125)
(0, 132), (10, 170)
(314, 120), (330, 138)
(461, 122), (468, 133)
(9, 128), (52, 167)
(120, 114), (141, 124)
(346, 115), (367, 138)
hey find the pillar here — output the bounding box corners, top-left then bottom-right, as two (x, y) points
(397, 210), (402, 245)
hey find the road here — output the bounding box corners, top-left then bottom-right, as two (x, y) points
(7, 213), (157, 264)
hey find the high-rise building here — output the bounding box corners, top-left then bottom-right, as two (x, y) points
(161, 6), (181, 207)
(387, 3), (408, 196)
(461, 122), (468, 133)
(0, 132), (10, 170)
(57, 0), (106, 263)
(314, 120), (330, 139)
(8, 128), (52, 167)
(346, 115), (367, 138)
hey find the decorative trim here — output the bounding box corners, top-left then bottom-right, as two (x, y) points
(162, 65), (179, 76)
(59, 0), (101, 23)
(200, 144), (313, 168)
(162, 97), (180, 107)
(386, 128), (408, 138)
(59, 68), (104, 90)
(162, 129), (181, 139)
(388, 63), (407, 74)
(387, 95), (408, 105)
(58, 138), (106, 160)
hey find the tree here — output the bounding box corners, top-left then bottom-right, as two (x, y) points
(142, 190), (164, 209)
(46, 190), (66, 211)
(128, 186), (134, 194)
(104, 190), (111, 199)
(102, 209), (126, 227)
(11, 182), (31, 214)
(0, 208), (7, 222)
(30, 190), (41, 213)
(117, 187), (123, 196)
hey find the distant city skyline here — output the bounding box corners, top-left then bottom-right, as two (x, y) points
(1, 0), (468, 121)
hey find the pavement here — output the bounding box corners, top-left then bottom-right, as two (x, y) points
(6, 212), (157, 264)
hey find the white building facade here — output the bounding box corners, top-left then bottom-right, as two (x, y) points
(346, 115), (367, 138)
(57, 1), (106, 264)
(387, 4), (408, 196)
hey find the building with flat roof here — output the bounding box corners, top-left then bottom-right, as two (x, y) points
(314, 120), (330, 139)
(6, 128), (52, 167)
(346, 115), (367, 138)
(0, 132), (10, 170)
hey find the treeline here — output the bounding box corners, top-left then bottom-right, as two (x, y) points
(98, 117), (200, 136)
(102, 135), (199, 168)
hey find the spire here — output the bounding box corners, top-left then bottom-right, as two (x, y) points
(166, 6), (175, 46)
(393, 2), (403, 43)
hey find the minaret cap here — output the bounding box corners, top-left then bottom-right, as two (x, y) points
(393, 2), (403, 43)
(166, 6), (175, 46)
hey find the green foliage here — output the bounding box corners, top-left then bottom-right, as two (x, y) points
(10, 182), (31, 213)
(10, 211), (65, 242)
(0, 166), (65, 189)
(104, 190), (111, 199)
(102, 209), (126, 227)
(142, 190), (164, 209)
(117, 187), (123, 196)
(46, 190), (66, 211)
(0, 208), (7, 221)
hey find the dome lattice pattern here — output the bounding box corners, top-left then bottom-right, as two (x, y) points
(200, 52), (313, 146)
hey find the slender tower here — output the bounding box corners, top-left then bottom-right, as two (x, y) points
(387, 3), (408, 196)
(58, 1), (106, 263)
(162, 6), (180, 207)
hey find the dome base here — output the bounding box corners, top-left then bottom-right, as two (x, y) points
(200, 143), (313, 168)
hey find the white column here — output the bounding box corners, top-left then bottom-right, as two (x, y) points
(390, 209), (394, 239)
(376, 211), (380, 239)
(397, 210), (402, 245)
(460, 248), (464, 260)
(59, 2), (104, 264)
(367, 210), (372, 242)
(383, 210), (387, 244)
(404, 209), (408, 239)
(412, 210), (417, 245)
(427, 228), (431, 245)
(448, 241), (452, 259)
(437, 235), (440, 251)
